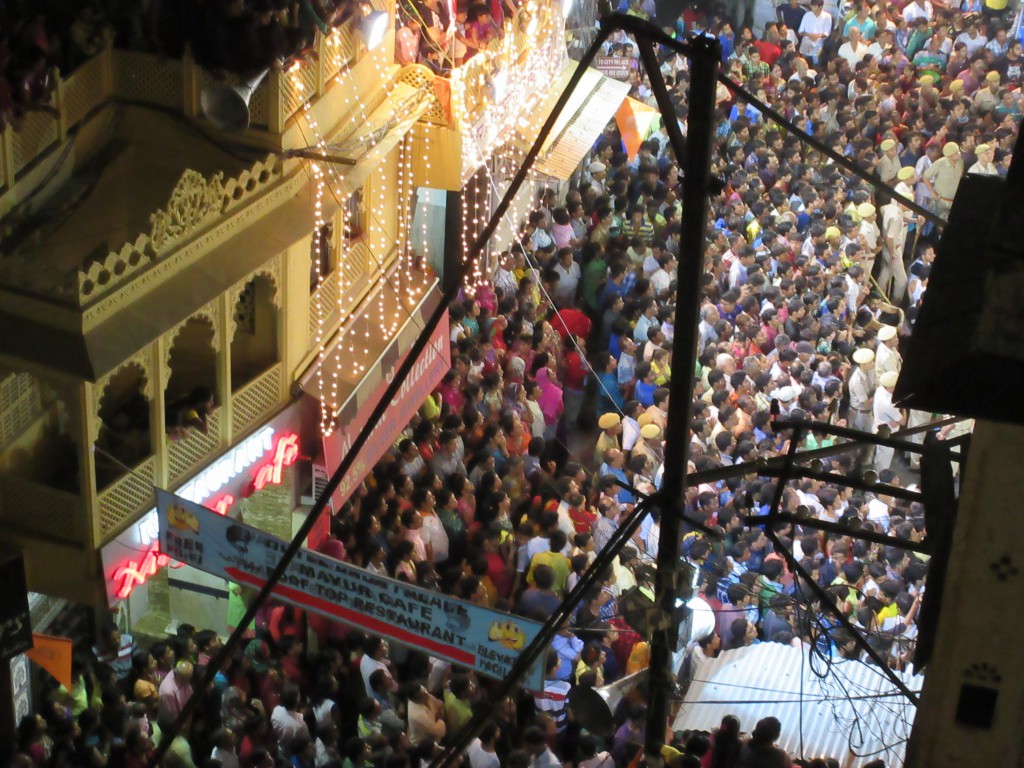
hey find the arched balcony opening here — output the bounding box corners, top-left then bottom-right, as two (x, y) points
(231, 274), (279, 391)
(94, 364), (151, 489)
(165, 317), (218, 440)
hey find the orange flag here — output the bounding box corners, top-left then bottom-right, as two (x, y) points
(615, 98), (660, 162)
(26, 634), (73, 691)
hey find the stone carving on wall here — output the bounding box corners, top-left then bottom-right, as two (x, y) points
(149, 170), (227, 252)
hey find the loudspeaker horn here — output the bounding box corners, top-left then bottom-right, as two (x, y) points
(568, 686), (615, 737)
(200, 70), (268, 133)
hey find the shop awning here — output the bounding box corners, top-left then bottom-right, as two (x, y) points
(673, 643), (922, 767)
(515, 63), (630, 180)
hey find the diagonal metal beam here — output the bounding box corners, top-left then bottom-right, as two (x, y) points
(763, 425), (920, 704)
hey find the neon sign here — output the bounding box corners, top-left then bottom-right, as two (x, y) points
(253, 434), (300, 491)
(112, 543), (183, 599)
(208, 495), (235, 516)
(177, 427), (275, 504)
(107, 429), (301, 599)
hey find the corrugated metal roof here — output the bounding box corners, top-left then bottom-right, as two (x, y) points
(672, 643), (923, 767)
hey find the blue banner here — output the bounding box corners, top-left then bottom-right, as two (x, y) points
(157, 489), (545, 688)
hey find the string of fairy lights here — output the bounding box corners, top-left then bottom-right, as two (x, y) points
(300, 2), (566, 436)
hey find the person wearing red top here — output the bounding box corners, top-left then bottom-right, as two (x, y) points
(754, 29), (782, 66)
(482, 527), (513, 599)
(551, 306), (592, 341)
(238, 716), (274, 765)
(268, 604), (304, 647)
(279, 636), (306, 690)
(561, 335), (590, 425)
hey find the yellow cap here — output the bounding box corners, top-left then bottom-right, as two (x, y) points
(918, 74), (935, 86)
(897, 166), (916, 181)
(857, 202), (876, 218)
(986, 71), (1001, 82)
(880, 139), (896, 151)
(598, 413), (621, 430)
(943, 142), (960, 158)
(640, 424), (661, 440)
(976, 143), (991, 155)
(949, 79), (964, 91)
(825, 226), (841, 240)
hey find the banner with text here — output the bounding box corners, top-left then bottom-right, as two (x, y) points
(322, 311), (451, 521)
(157, 489), (544, 689)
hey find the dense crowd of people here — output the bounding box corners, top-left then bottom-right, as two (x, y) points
(10, 0), (1018, 766)
(0, 1), (119, 130)
(0, 0), (361, 130)
(395, 0), (515, 71)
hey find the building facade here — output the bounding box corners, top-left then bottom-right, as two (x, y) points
(0, 0), (628, 732)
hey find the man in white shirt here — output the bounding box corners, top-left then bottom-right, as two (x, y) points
(467, 724), (502, 768)
(359, 638), (393, 694)
(872, 371), (905, 470)
(902, 0), (932, 23)
(552, 248), (580, 307)
(837, 25), (870, 67)
(798, 0), (833, 64)
(955, 21), (987, 56)
(524, 724), (562, 768)
(272, 684), (310, 746)
(649, 253), (675, 297)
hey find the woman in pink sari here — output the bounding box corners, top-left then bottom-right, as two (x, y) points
(534, 366), (564, 440)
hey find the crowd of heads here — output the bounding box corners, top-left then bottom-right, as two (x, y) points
(0, 0), (361, 130)
(395, 0), (514, 72)
(10, 0), (1019, 766)
(153, 0), (354, 79)
(0, 1), (120, 130)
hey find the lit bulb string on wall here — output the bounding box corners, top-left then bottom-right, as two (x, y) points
(298, 118), (430, 329)
(289, 44), (434, 435)
(301, 7), (563, 427)
(294, 118), (431, 436)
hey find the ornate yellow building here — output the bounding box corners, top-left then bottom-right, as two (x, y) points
(0, 0), (621, 663)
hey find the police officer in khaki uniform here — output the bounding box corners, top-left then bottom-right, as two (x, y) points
(922, 141), (965, 219)
(875, 325), (902, 379)
(968, 143), (998, 176)
(972, 71), (1002, 114)
(848, 347), (877, 433)
(878, 139), (902, 186)
(880, 199), (911, 302)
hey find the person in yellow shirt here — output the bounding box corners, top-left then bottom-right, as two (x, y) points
(526, 530), (572, 595)
(650, 347), (672, 385)
(875, 579), (902, 625)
